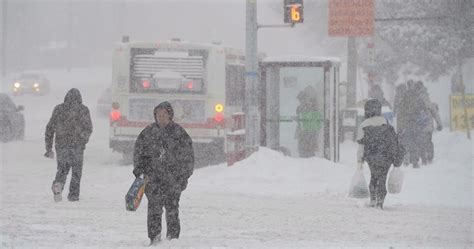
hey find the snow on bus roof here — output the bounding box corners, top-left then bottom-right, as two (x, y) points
(122, 40), (224, 49)
(262, 55), (341, 64)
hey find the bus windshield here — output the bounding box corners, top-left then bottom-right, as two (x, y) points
(129, 48), (207, 94)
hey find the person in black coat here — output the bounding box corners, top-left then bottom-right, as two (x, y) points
(45, 88), (93, 202)
(133, 101), (194, 245)
(357, 99), (403, 209)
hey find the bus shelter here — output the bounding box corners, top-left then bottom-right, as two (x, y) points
(259, 56), (341, 162)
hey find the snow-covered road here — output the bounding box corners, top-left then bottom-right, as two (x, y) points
(1, 68), (472, 248)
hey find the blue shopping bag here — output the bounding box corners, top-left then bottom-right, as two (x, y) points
(125, 177), (145, 211)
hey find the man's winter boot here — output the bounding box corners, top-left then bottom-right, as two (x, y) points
(149, 234), (161, 246)
(369, 199), (376, 208)
(376, 202), (384, 210)
(51, 182), (63, 202)
(166, 234), (179, 240)
(67, 196), (79, 202)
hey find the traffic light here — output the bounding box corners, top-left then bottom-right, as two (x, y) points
(284, 0), (304, 23)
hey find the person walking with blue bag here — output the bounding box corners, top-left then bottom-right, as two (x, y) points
(132, 102), (194, 245)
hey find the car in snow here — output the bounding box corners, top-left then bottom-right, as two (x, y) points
(0, 93), (25, 142)
(96, 87), (111, 117)
(12, 72), (50, 95)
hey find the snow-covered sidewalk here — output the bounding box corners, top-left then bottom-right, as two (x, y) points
(1, 130), (472, 248)
(1, 68), (472, 248)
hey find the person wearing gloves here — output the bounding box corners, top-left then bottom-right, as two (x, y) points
(132, 101), (194, 245)
(357, 99), (403, 209)
(44, 88), (93, 202)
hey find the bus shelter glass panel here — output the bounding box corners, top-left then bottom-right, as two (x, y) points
(278, 67), (324, 158)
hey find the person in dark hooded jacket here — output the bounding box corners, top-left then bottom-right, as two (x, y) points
(357, 99), (403, 209)
(295, 86), (322, 158)
(45, 88), (93, 202)
(133, 101), (194, 245)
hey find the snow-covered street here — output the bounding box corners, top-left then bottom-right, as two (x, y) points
(0, 68), (472, 248)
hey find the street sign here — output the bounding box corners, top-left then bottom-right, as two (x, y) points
(328, 0), (374, 36)
(450, 94), (474, 131)
(284, 0), (304, 23)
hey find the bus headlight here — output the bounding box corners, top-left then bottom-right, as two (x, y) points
(33, 83), (39, 88)
(14, 82), (21, 88)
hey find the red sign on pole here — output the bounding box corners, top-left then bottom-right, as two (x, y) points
(328, 0), (374, 37)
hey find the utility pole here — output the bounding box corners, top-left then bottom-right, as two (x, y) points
(346, 37), (357, 107)
(67, 2), (73, 72)
(1, 0), (7, 83)
(245, 0), (260, 156)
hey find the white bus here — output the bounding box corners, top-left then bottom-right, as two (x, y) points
(109, 38), (248, 162)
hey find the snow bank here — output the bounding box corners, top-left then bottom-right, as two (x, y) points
(191, 131), (473, 208)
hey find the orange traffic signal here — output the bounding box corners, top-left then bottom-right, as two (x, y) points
(284, 0), (304, 23)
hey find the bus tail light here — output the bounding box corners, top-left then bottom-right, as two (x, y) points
(186, 81), (193, 89)
(110, 102), (121, 121)
(110, 110), (121, 121)
(214, 103), (224, 123)
(142, 79), (151, 89)
(214, 113), (224, 123)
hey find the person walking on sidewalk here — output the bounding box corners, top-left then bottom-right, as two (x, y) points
(357, 99), (403, 209)
(133, 101), (194, 245)
(44, 88), (93, 202)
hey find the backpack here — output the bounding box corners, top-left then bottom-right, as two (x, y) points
(405, 92), (428, 126)
(359, 124), (405, 166)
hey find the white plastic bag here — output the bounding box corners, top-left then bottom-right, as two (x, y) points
(348, 168), (369, 198)
(387, 167), (404, 194)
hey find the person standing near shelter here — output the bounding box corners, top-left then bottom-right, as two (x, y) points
(357, 99), (403, 209)
(295, 86), (322, 158)
(133, 101), (194, 245)
(44, 88), (93, 202)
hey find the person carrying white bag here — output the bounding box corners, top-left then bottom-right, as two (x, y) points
(387, 166), (404, 194)
(348, 164), (369, 199)
(356, 99), (405, 209)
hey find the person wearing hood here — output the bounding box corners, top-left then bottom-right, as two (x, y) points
(295, 85), (322, 158)
(132, 101), (194, 245)
(357, 99), (403, 209)
(404, 81), (437, 167)
(44, 88), (93, 202)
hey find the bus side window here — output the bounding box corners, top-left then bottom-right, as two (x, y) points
(226, 65), (245, 106)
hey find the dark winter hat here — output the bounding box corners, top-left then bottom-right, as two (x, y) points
(364, 98), (382, 119)
(154, 101), (174, 120)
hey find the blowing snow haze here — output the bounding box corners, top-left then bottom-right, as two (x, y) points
(0, 0), (473, 248)
(1, 0), (344, 75)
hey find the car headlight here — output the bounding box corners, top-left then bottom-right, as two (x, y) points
(14, 82), (20, 88)
(33, 83), (39, 88)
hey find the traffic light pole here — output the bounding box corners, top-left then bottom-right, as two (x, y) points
(1, 0), (7, 84)
(245, 0), (299, 156)
(245, 0), (260, 156)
